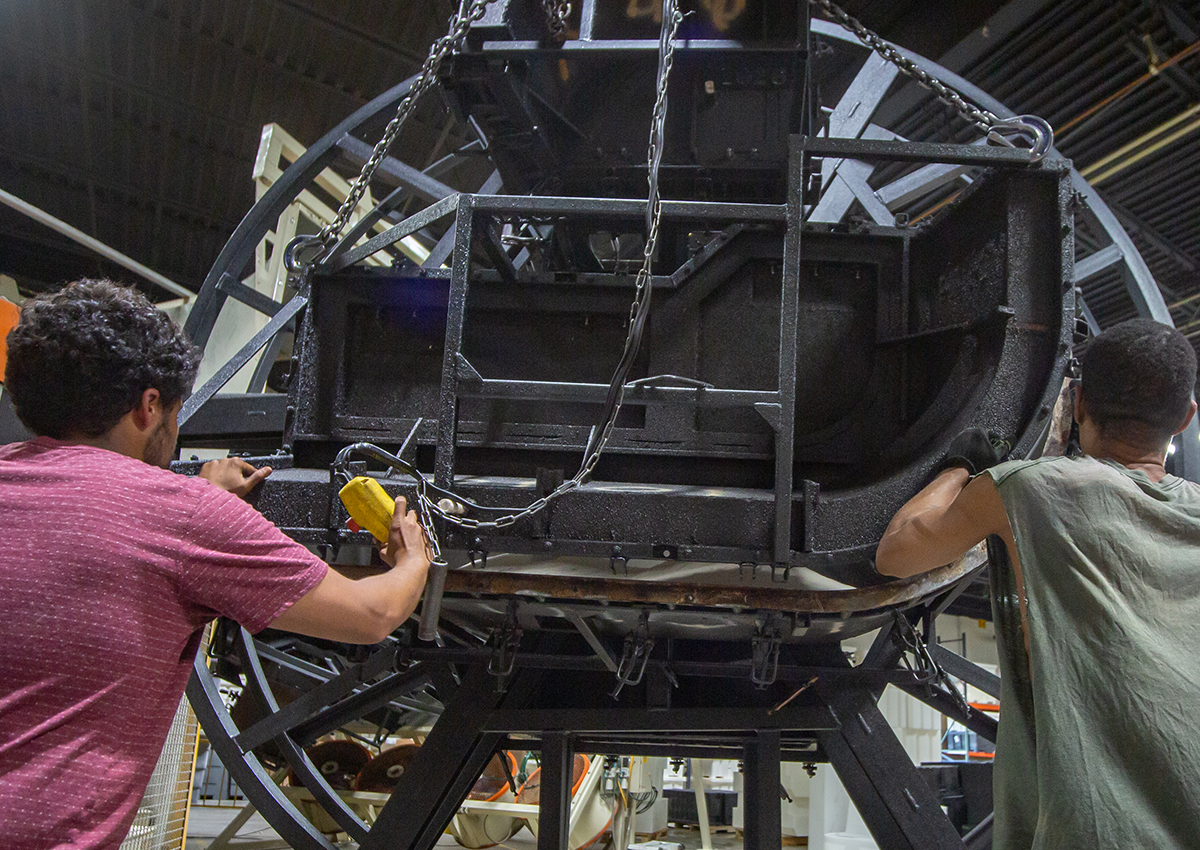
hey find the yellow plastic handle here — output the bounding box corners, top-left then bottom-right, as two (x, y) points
(338, 476), (395, 543)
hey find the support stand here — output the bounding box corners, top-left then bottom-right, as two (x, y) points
(337, 636), (987, 850)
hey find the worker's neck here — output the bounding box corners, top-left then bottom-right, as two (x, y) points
(1085, 435), (1169, 482)
(62, 419), (147, 463)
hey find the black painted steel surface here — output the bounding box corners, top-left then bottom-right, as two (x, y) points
(273, 160), (1072, 589)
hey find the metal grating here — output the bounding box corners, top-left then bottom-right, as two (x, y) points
(119, 694), (201, 850)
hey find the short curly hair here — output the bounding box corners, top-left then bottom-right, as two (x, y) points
(1081, 318), (1197, 446)
(4, 280), (202, 438)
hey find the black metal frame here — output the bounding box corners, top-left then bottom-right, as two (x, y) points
(193, 598), (997, 850)
(267, 135), (1072, 590)
(182, 135), (1065, 850)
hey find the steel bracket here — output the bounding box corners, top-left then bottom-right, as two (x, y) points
(611, 612), (654, 699)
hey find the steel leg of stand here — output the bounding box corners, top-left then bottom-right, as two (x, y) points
(818, 685), (964, 850)
(742, 730), (782, 850)
(361, 665), (520, 850)
(539, 732), (574, 850)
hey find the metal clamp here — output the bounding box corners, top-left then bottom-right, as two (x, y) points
(468, 538), (489, 570)
(611, 613), (654, 699)
(487, 607), (522, 680)
(891, 611), (972, 716)
(751, 633), (782, 687)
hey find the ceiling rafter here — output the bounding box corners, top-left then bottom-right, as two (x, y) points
(0, 146), (235, 235)
(262, 0), (428, 68)
(129, 0), (376, 105)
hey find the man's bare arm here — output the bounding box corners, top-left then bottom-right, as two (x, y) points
(268, 497), (431, 643)
(876, 468), (1011, 578)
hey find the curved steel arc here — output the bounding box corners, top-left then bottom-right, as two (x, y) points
(186, 656), (336, 850)
(181, 22), (1193, 847)
(183, 74), (420, 351)
(235, 626), (373, 843)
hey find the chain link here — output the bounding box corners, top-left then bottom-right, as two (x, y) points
(809, 0), (999, 132)
(311, 0), (498, 258)
(542, 0), (572, 39)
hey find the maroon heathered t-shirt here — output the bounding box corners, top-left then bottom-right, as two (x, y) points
(0, 438), (328, 849)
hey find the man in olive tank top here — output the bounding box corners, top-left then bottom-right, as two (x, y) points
(876, 318), (1200, 849)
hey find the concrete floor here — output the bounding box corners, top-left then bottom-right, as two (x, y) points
(185, 804), (753, 849)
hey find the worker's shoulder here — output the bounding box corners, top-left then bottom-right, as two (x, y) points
(986, 454), (1079, 486)
(985, 455), (1140, 503)
(2, 437), (209, 502)
(87, 452), (224, 512)
(989, 454), (1200, 500)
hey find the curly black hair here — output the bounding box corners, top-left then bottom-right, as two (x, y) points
(4, 279), (202, 438)
(1081, 318), (1197, 446)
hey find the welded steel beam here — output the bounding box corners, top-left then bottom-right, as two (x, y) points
(819, 53), (901, 191)
(743, 730), (784, 850)
(804, 136), (1039, 166)
(361, 665), (528, 850)
(325, 193), (460, 272)
(177, 294), (307, 429)
(537, 733), (573, 850)
(818, 684), (964, 850)
(336, 134), (457, 203)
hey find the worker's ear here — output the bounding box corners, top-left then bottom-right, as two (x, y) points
(1172, 399), (1198, 436)
(130, 388), (163, 432)
(1073, 384), (1088, 425)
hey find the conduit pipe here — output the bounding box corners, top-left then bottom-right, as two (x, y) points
(0, 187), (192, 300)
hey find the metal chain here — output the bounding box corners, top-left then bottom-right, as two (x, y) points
(542, 0), (572, 39)
(414, 490), (447, 566)
(312, 0), (498, 257)
(412, 3), (686, 544)
(809, 0), (999, 132)
(330, 0), (682, 554)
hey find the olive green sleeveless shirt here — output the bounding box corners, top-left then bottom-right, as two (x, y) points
(984, 455), (1200, 849)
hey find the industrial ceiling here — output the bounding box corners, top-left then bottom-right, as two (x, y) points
(3, 0), (1200, 347)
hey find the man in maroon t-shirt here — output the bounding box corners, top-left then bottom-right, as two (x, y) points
(0, 280), (431, 849)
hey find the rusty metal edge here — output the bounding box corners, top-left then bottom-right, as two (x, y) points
(442, 546), (987, 616)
